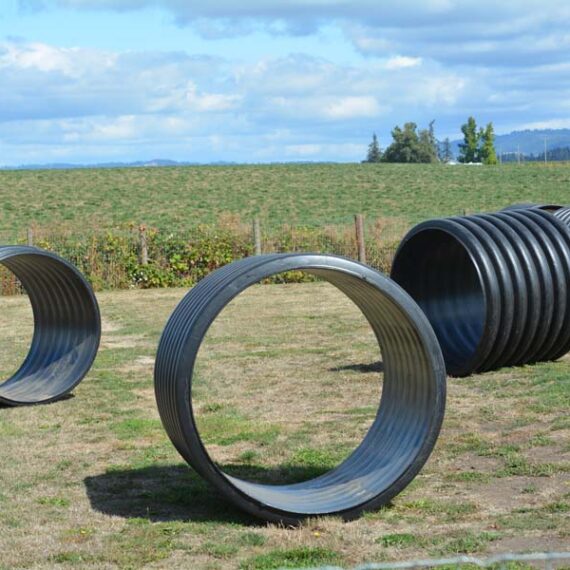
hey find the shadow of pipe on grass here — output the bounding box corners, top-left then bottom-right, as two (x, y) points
(84, 462), (332, 525)
(329, 360), (383, 374)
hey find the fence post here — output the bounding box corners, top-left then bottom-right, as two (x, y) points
(27, 228), (34, 247)
(355, 214), (366, 264)
(139, 225), (149, 265)
(253, 217), (262, 256)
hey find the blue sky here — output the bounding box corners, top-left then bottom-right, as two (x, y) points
(1, 0), (570, 165)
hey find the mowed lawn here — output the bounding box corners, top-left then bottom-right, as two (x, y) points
(1, 163), (569, 235)
(0, 284), (568, 569)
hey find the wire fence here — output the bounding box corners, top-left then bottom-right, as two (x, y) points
(0, 215), (408, 294)
(300, 552), (570, 570)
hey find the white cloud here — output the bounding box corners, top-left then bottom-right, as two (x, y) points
(2, 30), (570, 164)
(266, 93), (383, 123)
(43, 0), (569, 27)
(346, 18), (570, 67)
(20, 1), (570, 76)
(323, 96), (381, 119)
(419, 76), (466, 106)
(185, 82), (242, 112)
(350, 34), (393, 54)
(385, 56), (422, 70)
(0, 40), (231, 121)
(0, 41), (115, 77)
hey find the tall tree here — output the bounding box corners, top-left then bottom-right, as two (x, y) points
(458, 116), (480, 163)
(480, 122), (498, 165)
(418, 120), (439, 163)
(364, 133), (382, 163)
(438, 138), (454, 163)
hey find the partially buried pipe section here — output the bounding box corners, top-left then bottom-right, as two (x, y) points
(0, 246), (101, 406)
(391, 208), (570, 376)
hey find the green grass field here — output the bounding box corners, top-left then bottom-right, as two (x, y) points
(0, 164), (569, 568)
(0, 285), (568, 569)
(1, 163), (569, 235)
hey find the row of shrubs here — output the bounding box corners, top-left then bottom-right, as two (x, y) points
(0, 221), (403, 294)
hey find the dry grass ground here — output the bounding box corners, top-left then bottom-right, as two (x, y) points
(0, 284), (568, 570)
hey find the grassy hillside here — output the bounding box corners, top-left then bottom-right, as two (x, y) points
(1, 163), (569, 235)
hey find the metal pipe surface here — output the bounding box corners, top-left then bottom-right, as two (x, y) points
(0, 246), (101, 406)
(391, 209), (570, 376)
(154, 253), (446, 523)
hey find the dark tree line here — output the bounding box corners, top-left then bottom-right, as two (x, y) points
(502, 146), (570, 163)
(363, 116), (497, 164)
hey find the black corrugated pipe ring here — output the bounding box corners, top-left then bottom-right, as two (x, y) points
(154, 253), (446, 523)
(391, 209), (570, 376)
(0, 246), (101, 406)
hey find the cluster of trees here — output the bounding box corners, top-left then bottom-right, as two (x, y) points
(364, 122), (439, 164)
(364, 117), (497, 165)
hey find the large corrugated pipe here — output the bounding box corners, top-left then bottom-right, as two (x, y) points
(391, 208), (570, 377)
(154, 253), (446, 523)
(0, 246), (100, 406)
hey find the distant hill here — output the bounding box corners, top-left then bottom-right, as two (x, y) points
(0, 159), (237, 171)
(452, 128), (570, 157)
(4, 128), (570, 169)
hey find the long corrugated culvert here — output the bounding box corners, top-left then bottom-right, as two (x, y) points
(154, 253), (446, 523)
(391, 207), (570, 376)
(0, 246), (101, 405)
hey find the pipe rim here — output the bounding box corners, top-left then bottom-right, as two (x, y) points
(0, 246), (101, 405)
(391, 219), (500, 376)
(154, 253), (446, 523)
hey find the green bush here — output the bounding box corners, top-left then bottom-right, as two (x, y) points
(12, 222), (399, 292)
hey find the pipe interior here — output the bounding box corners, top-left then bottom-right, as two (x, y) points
(0, 252), (99, 405)
(392, 229), (485, 373)
(0, 269), (34, 380)
(216, 268), (440, 515)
